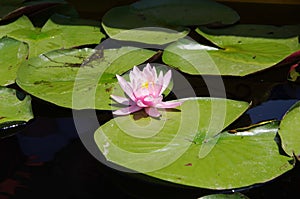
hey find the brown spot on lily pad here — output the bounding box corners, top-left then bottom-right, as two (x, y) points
(105, 87), (113, 93)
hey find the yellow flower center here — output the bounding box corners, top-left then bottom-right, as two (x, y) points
(142, 81), (149, 88)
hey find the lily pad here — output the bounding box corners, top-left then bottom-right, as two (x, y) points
(101, 0), (239, 44)
(1, 15), (105, 57)
(0, 37), (29, 86)
(0, 87), (33, 129)
(94, 97), (251, 176)
(278, 100), (300, 160)
(0, 15), (33, 38)
(147, 120), (293, 189)
(16, 47), (157, 110)
(102, 5), (189, 45)
(162, 26), (300, 76)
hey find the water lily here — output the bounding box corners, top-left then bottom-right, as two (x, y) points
(111, 63), (182, 117)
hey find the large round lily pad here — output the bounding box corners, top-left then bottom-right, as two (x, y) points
(16, 47), (157, 110)
(101, 5), (189, 45)
(162, 25), (300, 76)
(101, 0), (239, 44)
(95, 101), (294, 189)
(147, 120), (293, 189)
(93, 97), (293, 190)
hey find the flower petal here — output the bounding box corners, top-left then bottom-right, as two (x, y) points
(136, 99), (148, 107)
(129, 66), (141, 83)
(155, 101), (182, 109)
(145, 107), (161, 118)
(150, 64), (157, 80)
(116, 75), (135, 101)
(159, 70), (172, 95)
(143, 64), (154, 81)
(110, 95), (131, 105)
(112, 105), (142, 115)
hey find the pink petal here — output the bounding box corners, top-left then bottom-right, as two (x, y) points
(116, 75), (135, 101)
(145, 95), (162, 105)
(129, 66), (141, 82)
(155, 101), (182, 109)
(110, 95), (131, 105)
(148, 82), (159, 96)
(143, 64), (154, 81)
(155, 71), (164, 96)
(136, 99), (148, 107)
(145, 107), (161, 118)
(159, 70), (172, 95)
(150, 64), (158, 80)
(146, 63), (157, 81)
(112, 105), (142, 115)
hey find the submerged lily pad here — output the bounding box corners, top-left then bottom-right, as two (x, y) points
(16, 47), (156, 110)
(0, 0), (25, 21)
(196, 24), (300, 39)
(147, 120), (293, 189)
(1, 15), (105, 57)
(0, 0), (66, 21)
(0, 87), (33, 128)
(278, 100), (300, 160)
(0, 37), (29, 86)
(131, 0), (240, 26)
(102, 0), (239, 44)
(162, 25), (300, 76)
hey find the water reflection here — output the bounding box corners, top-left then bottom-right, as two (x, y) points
(247, 83), (300, 123)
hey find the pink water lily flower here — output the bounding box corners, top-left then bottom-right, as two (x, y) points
(111, 63), (182, 118)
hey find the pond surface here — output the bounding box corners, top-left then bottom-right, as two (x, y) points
(1, 74), (300, 199)
(1, 0), (300, 198)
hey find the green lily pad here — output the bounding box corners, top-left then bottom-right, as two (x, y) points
(278, 100), (300, 160)
(0, 15), (33, 38)
(94, 98), (252, 179)
(147, 120), (293, 189)
(0, 37), (29, 86)
(102, 5), (189, 45)
(0, 87), (33, 126)
(102, 0), (239, 45)
(162, 26), (300, 76)
(1, 15), (105, 57)
(16, 47), (157, 110)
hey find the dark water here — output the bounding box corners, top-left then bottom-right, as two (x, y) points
(1, 78), (300, 199)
